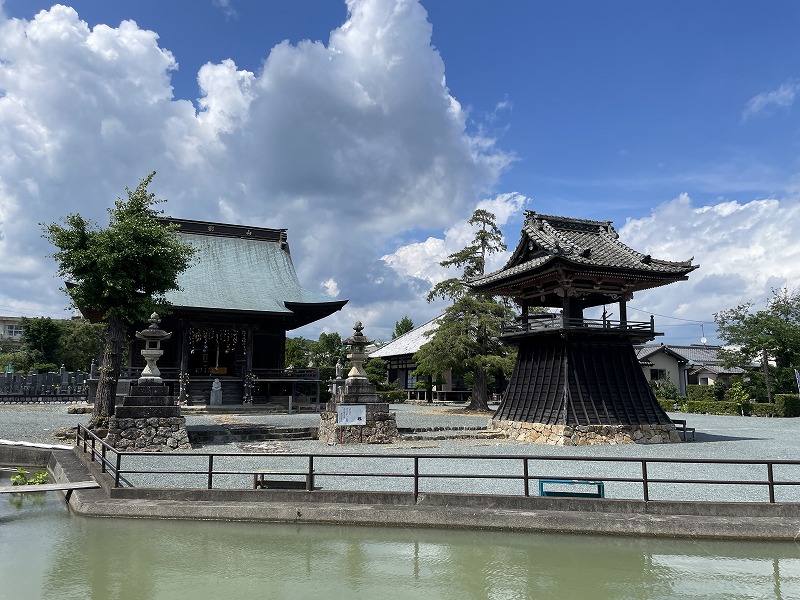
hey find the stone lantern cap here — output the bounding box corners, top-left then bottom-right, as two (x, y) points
(343, 321), (373, 348)
(136, 313), (172, 349)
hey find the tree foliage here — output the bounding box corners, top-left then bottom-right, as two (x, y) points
(391, 316), (414, 340)
(285, 337), (312, 369)
(18, 317), (102, 372)
(715, 288), (800, 369)
(20, 317), (61, 369)
(308, 332), (349, 381)
(43, 173), (196, 427)
(414, 209), (514, 411)
(715, 287), (800, 398)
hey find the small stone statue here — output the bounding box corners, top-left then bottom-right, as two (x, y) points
(210, 378), (223, 405)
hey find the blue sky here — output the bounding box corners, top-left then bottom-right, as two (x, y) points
(1, 0), (799, 345)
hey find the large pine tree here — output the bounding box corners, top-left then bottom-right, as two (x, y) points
(414, 209), (514, 411)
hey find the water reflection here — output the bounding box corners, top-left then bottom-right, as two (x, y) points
(1, 492), (798, 600)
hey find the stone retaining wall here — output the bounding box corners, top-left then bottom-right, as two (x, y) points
(107, 416), (191, 452)
(490, 419), (681, 445)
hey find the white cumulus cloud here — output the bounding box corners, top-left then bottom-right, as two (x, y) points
(0, 0), (513, 332)
(620, 193), (800, 328)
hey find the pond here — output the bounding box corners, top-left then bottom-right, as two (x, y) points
(1, 489), (798, 600)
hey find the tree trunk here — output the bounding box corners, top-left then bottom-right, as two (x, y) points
(468, 366), (491, 411)
(90, 314), (126, 429)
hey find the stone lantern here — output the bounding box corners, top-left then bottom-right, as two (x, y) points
(135, 313), (172, 384)
(317, 321), (398, 444)
(344, 321), (371, 382)
(107, 312), (190, 452)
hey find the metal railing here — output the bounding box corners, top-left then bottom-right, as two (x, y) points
(76, 425), (800, 504)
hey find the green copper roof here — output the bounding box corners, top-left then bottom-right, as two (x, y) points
(165, 230), (342, 316)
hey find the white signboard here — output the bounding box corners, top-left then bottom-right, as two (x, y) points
(338, 404), (367, 426)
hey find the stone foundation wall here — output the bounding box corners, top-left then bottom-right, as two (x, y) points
(318, 407), (398, 444)
(107, 416), (191, 452)
(490, 419), (681, 445)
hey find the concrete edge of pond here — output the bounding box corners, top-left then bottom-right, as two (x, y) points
(3, 443), (800, 542)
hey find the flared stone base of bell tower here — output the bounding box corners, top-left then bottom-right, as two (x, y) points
(490, 419), (680, 445)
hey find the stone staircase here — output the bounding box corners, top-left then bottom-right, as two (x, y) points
(187, 423), (317, 445)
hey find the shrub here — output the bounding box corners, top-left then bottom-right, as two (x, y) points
(651, 377), (679, 400)
(657, 397), (686, 412)
(775, 394), (800, 418)
(686, 385), (715, 402)
(749, 403), (777, 417)
(684, 400), (742, 415)
(378, 389), (407, 403)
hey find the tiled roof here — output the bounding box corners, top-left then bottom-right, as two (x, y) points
(689, 364), (746, 376)
(472, 211), (697, 288)
(634, 344), (743, 371)
(369, 317), (440, 358)
(165, 231), (342, 314)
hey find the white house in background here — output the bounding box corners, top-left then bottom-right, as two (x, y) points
(0, 316), (24, 351)
(634, 343), (744, 395)
(368, 317), (471, 400)
(369, 317), (440, 391)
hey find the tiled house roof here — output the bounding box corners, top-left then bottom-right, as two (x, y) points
(634, 343), (745, 375)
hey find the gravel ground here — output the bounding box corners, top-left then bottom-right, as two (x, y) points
(2, 403), (800, 502)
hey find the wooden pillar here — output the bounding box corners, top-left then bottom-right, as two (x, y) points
(619, 297), (628, 329)
(521, 298), (530, 325)
(245, 326), (254, 374)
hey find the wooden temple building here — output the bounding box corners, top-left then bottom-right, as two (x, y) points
(122, 219), (347, 407)
(470, 212), (698, 445)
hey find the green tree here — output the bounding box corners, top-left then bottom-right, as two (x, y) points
(285, 337), (311, 369)
(414, 209), (514, 411)
(309, 332), (348, 381)
(391, 316), (414, 339)
(43, 173), (196, 429)
(364, 357), (388, 387)
(17, 317), (102, 373)
(715, 288), (800, 400)
(57, 319), (103, 371)
(20, 317), (62, 371)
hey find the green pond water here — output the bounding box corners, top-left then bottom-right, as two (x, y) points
(1, 490), (799, 600)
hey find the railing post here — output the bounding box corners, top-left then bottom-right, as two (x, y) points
(767, 462), (775, 503)
(307, 455), (314, 491)
(413, 457), (419, 502)
(101, 443), (106, 473)
(90, 435), (95, 462)
(641, 461), (649, 502)
(114, 453), (121, 488)
(523, 458), (530, 497)
(207, 455), (214, 490)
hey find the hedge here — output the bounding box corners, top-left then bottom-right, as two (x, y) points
(775, 394), (800, 418)
(686, 385), (715, 402)
(683, 400), (741, 415)
(750, 403), (777, 417)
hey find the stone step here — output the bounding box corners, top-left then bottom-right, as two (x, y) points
(187, 425), (317, 444)
(399, 428), (506, 441)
